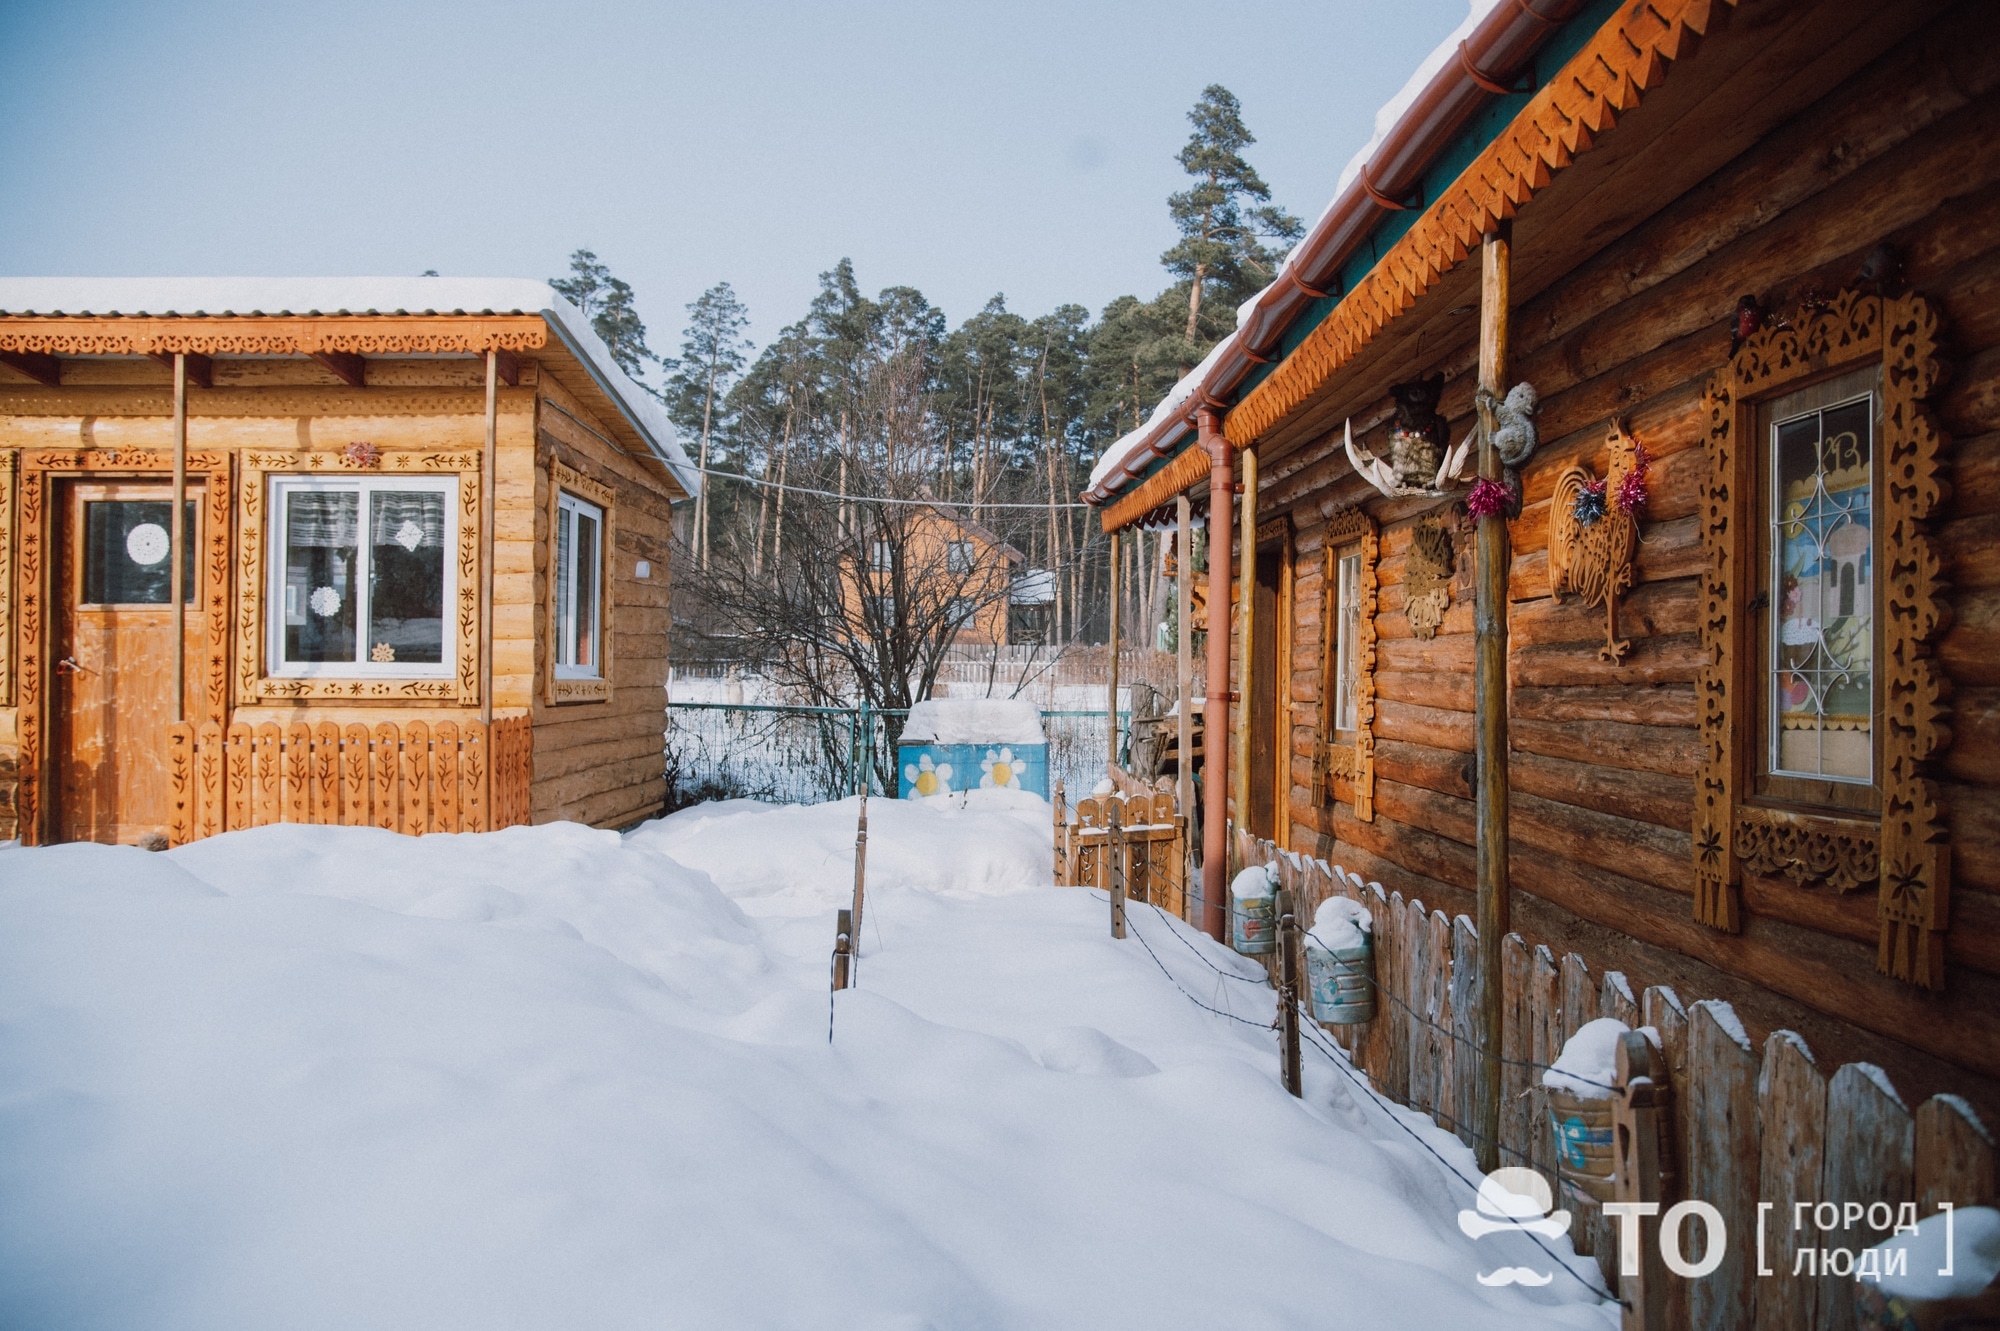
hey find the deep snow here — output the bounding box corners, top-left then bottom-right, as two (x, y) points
(0, 798), (1612, 1329)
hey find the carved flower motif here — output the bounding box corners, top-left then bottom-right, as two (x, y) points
(343, 441), (381, 468)
(1695, 826), (1725, 869)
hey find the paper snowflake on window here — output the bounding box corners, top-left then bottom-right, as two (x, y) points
(392, 519), (425, 551)
(309, 586), (342, 617)
(902, 752), (952, 798)
(370, 642), (396, 663)
(125, 522), (170, 566)
(979, 747), (1027, 789)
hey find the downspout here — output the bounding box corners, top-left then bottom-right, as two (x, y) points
(1234, 447), (1257, 848)
(1200, 408), (1232, 942)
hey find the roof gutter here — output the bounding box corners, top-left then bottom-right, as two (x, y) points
(1083, 0), (1586, 505)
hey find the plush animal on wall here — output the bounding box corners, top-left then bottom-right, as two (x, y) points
(1344, 373), (1458, 499)
(1435, 381), (1539, 494)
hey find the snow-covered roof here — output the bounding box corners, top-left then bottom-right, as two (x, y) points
(0, 276), (699, 498)
(1009, 569), (1056, 605)
(1087, 0), (1512, 502)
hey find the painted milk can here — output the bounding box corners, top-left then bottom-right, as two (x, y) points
(1542, 1019), (1628, 1204)
(1230, 866), (1275, 955)
(1304, 894), (1375, 1024)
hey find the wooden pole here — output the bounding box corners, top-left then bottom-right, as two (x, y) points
(481, 349), (498, 727)
(851, 790), (869, 950)
(1107, 527), (1122, 772)
(1199, 409), (1233, 941)
(1278, 890), (1301, 1097)
(170, 352), (187, 724)
(1108, 799), (1127, 939)
(832, 908), (853, 991)
(1233, 447), (1257, 848)
(1474, 223), (1512, 1176)
(1175, 493), (1194, 880)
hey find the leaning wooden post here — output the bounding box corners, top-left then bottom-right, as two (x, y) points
(481, 349), (498, 728)
(1107, 527), (1122, 771)
(1175, 493), (1194, 833)
(1233, 446), (1257, 850)
(1473, 223), (1513, 1176)
(1198, 407), (1233, 941)
(170, 352), (188, 724)
(832, 907), (853, 992)
(1609, 1029), (1668, 1331)
(1107, 799), (1127, 939)
(850, 790), (869, 948)
(1278, 889), (1302, 1097)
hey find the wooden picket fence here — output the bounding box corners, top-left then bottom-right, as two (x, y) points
(1053, 775), (1190, 919)
(1231, 828), (1997, 1329)
(166, 715), (532, 845)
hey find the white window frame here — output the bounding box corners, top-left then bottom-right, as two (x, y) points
(265, 473), (459, 679)
(554, 490), (605, 681)
(1333, 547), (1362, 736)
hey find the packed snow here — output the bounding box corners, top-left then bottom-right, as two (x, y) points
(1309, 895), (1374, 954)
(0, 798), (1614, 1329)
(900, 698), (1046, 746)
(1865, 1204), (2000, 1302)
(1542, 1018), (1630, 1098)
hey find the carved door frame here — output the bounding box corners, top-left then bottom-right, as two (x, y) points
(1694, 288), (1951, 988)
(12, 449), (233, 844)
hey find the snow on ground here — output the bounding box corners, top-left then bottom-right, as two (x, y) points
(0, 801), (1613, 1330)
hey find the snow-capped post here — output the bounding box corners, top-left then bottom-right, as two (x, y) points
(1277, 890), (1301, 1098)
(1107, 799), (1127, 939)
(850, 792), (868, 951)
(1473, 220), (1513, 1177)
(1610, 1028), (1668, 1331)
(832, 908), (853, 994)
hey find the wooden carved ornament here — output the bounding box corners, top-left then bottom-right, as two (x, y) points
(1404, 517), (1454, 640)
(1549, 419), (1646, 664)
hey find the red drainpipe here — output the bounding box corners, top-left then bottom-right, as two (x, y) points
(1199, 407), (1233, 942)
(1084, 0), (1584, 505)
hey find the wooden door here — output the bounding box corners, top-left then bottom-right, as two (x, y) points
(1248, 543), (1284, 840)
(52, 481), (203, 844)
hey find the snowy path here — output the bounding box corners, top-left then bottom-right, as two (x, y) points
(0, 799), (1613, 1330)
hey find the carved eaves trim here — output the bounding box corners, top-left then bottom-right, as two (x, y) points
(1224, 0), (1732, 449)
(0, 315), (548, 358)
(1694, 288), (1951, 990)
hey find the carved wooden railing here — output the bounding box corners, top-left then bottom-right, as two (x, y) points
(167, 715), (531, 845)
(1054, 781), (1189, 919)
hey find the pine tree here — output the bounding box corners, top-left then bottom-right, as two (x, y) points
(551, 248), (658, 382)
(1160, 86), (1303, 369)
(665, 283), (753, 569)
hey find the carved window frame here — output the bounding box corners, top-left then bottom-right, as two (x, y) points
(239, 449), (482, 704)
(1320, 506), (1377, 822)
(546, 461), (615, 705)
(11, 447), (234, 844)
(1695, 289), (1950, 989)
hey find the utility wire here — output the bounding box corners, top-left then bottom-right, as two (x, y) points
(691, 463), (1097, 508)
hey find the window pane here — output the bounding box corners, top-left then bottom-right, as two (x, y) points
(1771, 394), (1872, 782)
(555, 507), (573, 666)
(1336, 552), (1361, 733)
(284, 490), (358, 663)
(367, 490), (445, 665)
(574, 510), (598, 669)
(83, 500), (196, 604)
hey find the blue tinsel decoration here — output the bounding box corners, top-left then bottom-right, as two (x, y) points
(1572, 481), (1608, 528)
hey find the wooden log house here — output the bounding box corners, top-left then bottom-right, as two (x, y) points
(1085, 0), (2000, 1123)
(0, 278), (698, 845)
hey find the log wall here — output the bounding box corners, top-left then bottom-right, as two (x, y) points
(1247, 0), (2000, 1114)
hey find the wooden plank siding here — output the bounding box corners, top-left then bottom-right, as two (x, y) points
(1233, 0), (2000, 1117)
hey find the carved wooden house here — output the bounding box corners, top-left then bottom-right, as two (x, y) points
(0, 278), (698, 845)
(1085, 0), (2000, 1120)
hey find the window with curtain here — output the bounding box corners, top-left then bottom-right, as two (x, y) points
(1333, 548), (1362, 736)
(554, 491), (604, 678)
(269, 476), (456, 674)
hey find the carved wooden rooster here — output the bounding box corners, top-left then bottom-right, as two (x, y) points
(1549, 420), (1643, 664)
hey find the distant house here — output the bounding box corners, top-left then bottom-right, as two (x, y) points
(0, 278), (698, 845)
(1008, 568), (1055, 644)
(842, 504), (1022, 647)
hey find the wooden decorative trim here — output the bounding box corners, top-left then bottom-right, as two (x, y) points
(547, 460), (616, 705)
(0, 450), (13, 706)
(237, 449), (482, 703)
(1321, 506), (1378, 822)
(1694, 289), (1951, 990)
(13, 448), (232, 844)
(1101, 443), (1211, 533)
(0, 315), (548, 359)
(1223, 0), (1731, 449)
(1733, 808), (1879, 894)
(1405, 516), (1455, 640)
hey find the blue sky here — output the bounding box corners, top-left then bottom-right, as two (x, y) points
(0, 0), (1467, 362)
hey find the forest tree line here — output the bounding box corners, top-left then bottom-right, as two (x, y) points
(554, 85), (1298, 661)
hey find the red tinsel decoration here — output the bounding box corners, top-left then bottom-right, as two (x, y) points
(1466, 477), (1512, 520)
(1615, 444), (1650, 513)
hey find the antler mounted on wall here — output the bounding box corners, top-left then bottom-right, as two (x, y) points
(1549, 419), (1649, 663)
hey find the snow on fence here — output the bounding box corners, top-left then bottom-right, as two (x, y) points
(166, 716), (531, 844)
(664, 701), (1123, 808)
(1227, 828), (1996, 1323)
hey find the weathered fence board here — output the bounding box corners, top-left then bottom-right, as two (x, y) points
(1641, 984), (1691, 1331)
(1688, 1000), (1758, 1331)
(1754, 1031), (1825, 1331)
(1529, 944), (1560, 1181)
(1561, 951), (1593, 1047)
(1501, 932), (1532, 1169)
(1449, 914), (1478, 1149)
(1915, 1093), (1997, 1213)
(1821, 1062), (1913, 1331)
